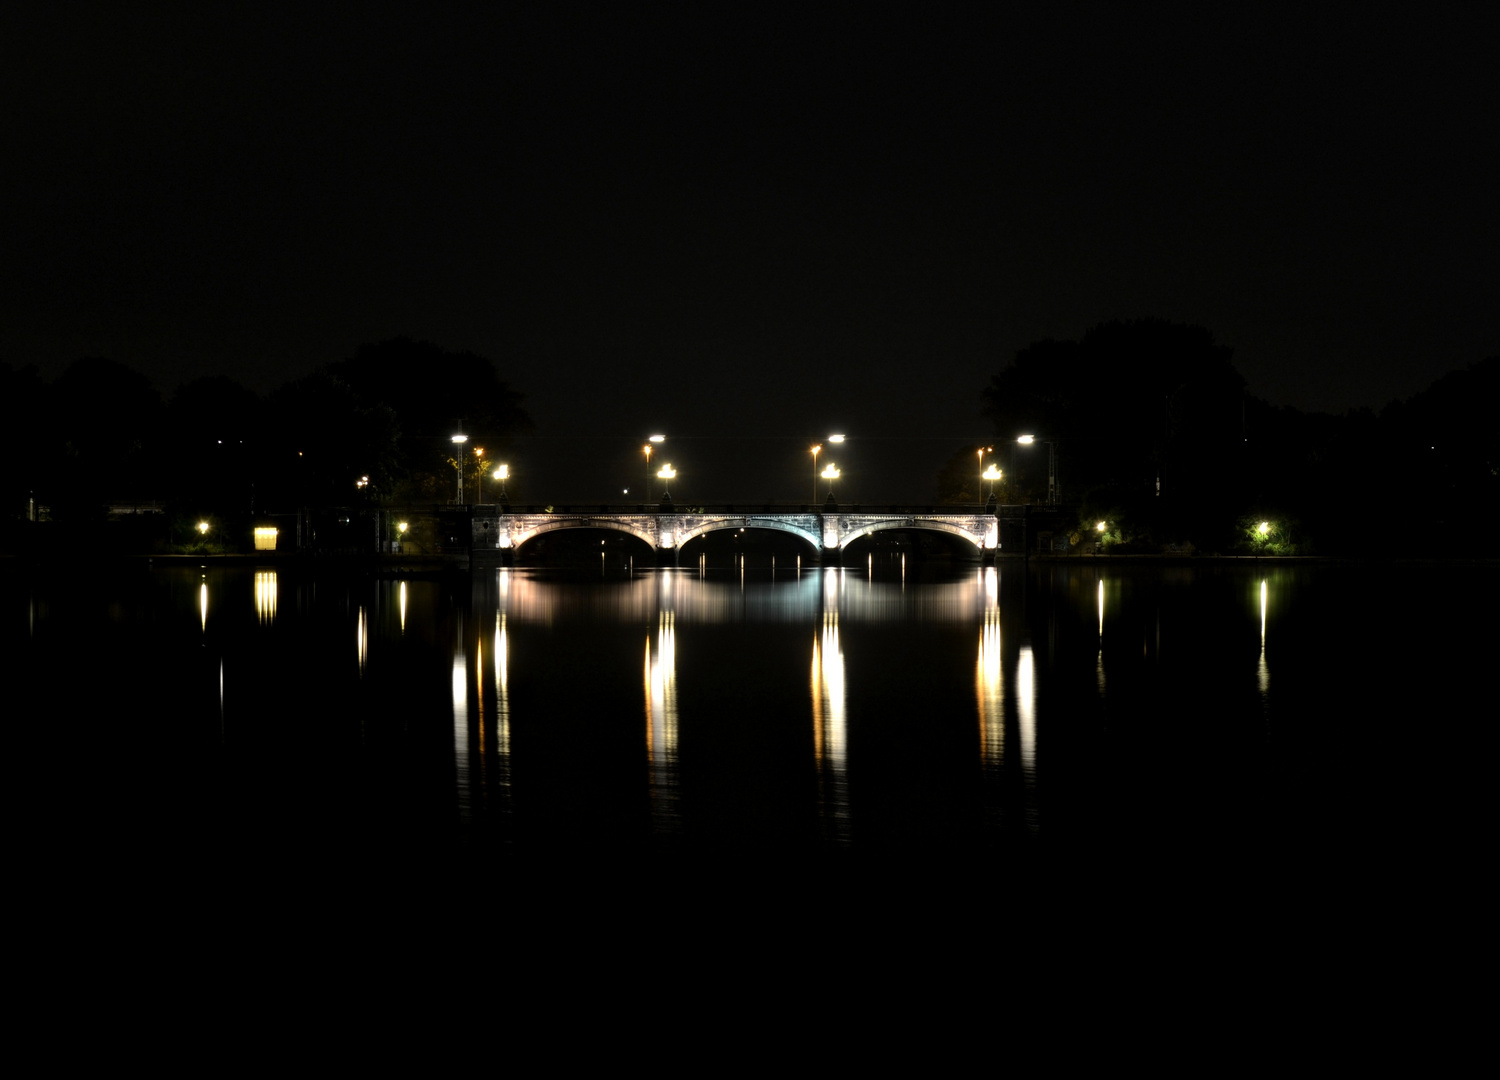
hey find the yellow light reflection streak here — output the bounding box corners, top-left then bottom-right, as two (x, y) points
(357, 607), (368, 672)
(254, 571), (277, 625)
(199, 580), (208, 631)
(644, 611), (680, 832)
(399, 581), (407, 634)
(811, 593), (849, 842)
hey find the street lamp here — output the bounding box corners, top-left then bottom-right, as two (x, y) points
(474, 447), (485, 503)
(977, 446), (993, 506)
(1017, 435), (1058, 505)
(656, 463), (676, 500)
(644, 435), (664, 503)
(983, 464), (1003, 501)
(811, 435), (845, 503)
(493, 464), (509, 504)
(821, 462), (840, 500)
(451, 433), (468, 504)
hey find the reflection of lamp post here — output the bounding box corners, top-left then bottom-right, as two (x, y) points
(451, 433), (468, 504)
(1017, 435), (1058, 505)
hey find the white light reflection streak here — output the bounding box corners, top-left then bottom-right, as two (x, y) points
(199, 580), (208, 632)
(452, 622), (470, 824)
(1017, 642), (1038, 831)
(977, 568), (1003, 768)
(399, 581), (408, 634)
(644, 610), (680, 834)
(1259, 579), (1270, 698)
(1097, 578), (1106, 694)
(495, 612), (511, 797)
(812, 568), (850, 843)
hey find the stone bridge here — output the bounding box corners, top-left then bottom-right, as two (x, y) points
(469, 507), (1006, 564)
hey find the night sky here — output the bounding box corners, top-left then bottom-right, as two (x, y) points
(4, 3), (1495, 504)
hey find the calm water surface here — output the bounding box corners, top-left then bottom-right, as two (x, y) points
(9, 559), (1491, 868)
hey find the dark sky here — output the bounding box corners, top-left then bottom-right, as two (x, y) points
(4, 2), (1495, 504)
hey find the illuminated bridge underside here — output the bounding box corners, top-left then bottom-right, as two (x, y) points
(483, 512), (1000, 559)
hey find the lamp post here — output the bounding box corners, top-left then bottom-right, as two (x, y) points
(983, 464), (1003, 502)
(493, 464), (509, 505)
(451, 433), (468, 504)
(1017, 435), (1058, 505)
(473, 447), (485, 503)
(977, 446), (993, 507)
(644, 434), (664, 504)
(821, 463), (840, 501)
(656, 463), (676, 500)
(811, 435), (845, 504)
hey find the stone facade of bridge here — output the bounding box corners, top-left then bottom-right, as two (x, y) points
(472, 510), (1001, 564)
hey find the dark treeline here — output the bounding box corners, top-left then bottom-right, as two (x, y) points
(0, 338), (530, 548)
(975, 319), (1498, 555)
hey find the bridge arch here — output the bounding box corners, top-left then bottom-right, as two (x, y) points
(839, 518), (985, 552)
(675, 517), (822, 552)
(510, 517), (658, 552)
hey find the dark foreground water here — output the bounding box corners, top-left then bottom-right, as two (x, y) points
(7, 558), (1493, 876)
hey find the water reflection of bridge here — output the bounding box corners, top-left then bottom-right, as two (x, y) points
(457, 505), (1040, 563)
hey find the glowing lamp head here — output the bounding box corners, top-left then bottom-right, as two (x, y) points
(821, 464), (840, 480)
(494, 465), (509, 480)
(648, 434), (665, 443)
(398, 522), (409, 534)
(451, 434), (468, 444)
(982, 465), (1003, 480)
(197, 521), (209, 535)
(1017, 435), (1036, 445)
(828, 434), (845, 444)
(657, 464), (676, 480)
(1258, 521), (1271, 535)
(1096, 521), (1107, 532)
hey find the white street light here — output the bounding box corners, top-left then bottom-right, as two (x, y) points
(656, 463), (676, 498)
(1017, 434), (1058, 505)
(451, 433), (468, 504)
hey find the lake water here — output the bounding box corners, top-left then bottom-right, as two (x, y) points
(8, 558), (1491, 875)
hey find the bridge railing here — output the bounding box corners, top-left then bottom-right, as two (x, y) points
(452, 503), (1014, 515)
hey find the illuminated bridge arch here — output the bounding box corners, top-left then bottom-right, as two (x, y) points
(837, 517), (990, 552)
(504, 515), (658, 552)
(674, 515), (822, 552)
